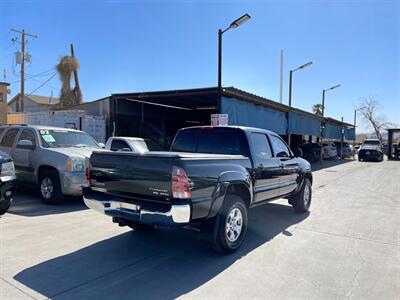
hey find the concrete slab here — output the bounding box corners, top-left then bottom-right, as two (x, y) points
(1, 160), (399, 299)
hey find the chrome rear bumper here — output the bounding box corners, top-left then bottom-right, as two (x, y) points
(83, 189), (191, 226)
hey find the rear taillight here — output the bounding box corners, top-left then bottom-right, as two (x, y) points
(172, 166), (191, 199)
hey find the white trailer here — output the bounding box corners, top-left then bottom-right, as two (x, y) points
(7, 110), (106, 143)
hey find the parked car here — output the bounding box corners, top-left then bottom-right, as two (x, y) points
(0, 125), (105, 204)
(334, 141), (352, 158)
(84, 126), (312, 253)
(300, 142), (321, 163)
(358, 139), (383, 162)
(299, 142), (336, 162)
(0, 150), (17, 215)
(105, 137), (165, 152)
(322, 142), (338, 159)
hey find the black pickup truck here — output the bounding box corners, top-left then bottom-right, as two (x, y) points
(83, 126), (312, 253)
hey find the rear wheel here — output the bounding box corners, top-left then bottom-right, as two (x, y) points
(212, 194), (248, 254)
(290, 178), (312, 213)
(39, 170), (64, 205)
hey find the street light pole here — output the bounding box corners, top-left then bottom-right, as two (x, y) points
(217, 14), (251, 113)
(287, 61), (313, 147)
(218, 29), (223, 93)
(319, 84), (341, 164)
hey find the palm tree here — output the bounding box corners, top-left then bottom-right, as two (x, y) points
(312, 104), (323, 116)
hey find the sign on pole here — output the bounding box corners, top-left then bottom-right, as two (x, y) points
(211, 114), (228, 126)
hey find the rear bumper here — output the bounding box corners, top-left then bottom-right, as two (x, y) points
(359, 150), (381, 160)
(83, 188), (191, 226)
(0, 176), (17, 206)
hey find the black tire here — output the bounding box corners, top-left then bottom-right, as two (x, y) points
(39, 169), (64, 205)
(291, 178), (312, 213)
(0, 201), (11, 215)
(377, 154), (384, 162)
(129, 223), (156, 232)
(212, 194), (248, 254)
(358, 156), (362, 162)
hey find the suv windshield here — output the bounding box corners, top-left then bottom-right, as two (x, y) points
(38, 129), (98, 148)
(363, 140), (380, 146)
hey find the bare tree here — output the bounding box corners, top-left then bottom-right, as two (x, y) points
(357, 96), (392, 143)
(312, 103), (323, 116)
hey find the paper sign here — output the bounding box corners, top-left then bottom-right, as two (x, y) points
(211, 114), (228, 126)
(42, 134), (56, 143)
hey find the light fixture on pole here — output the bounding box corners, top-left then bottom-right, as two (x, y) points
(217, 14), (251, 111)
(320, 84), (341, 164)
(287, 61), (313, 146)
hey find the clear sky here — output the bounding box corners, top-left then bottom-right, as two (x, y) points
(0, 0), (399, 132)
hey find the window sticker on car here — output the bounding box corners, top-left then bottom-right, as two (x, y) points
(40, 130), (49, 135)
(42, 134), (56, 143)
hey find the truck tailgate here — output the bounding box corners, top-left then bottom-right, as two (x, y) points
(89, 151), (176, 203)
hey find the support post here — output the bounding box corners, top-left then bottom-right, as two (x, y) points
(287, 70), (293, 147)
(341, 116), (344, 160)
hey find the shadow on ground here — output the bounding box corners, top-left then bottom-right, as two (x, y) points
(7, 186), (86, 217)
(14, 202), (309, 299)
(311, 158), (353, 171)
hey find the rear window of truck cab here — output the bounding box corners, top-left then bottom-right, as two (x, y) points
(171, 128), (244, 155)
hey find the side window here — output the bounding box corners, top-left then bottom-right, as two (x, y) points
(271, 135), (291, 158)
(17, 129), (36, 147)
(0, 128), (5, 138)
(171, 132), (197, 152)
(251, 133), (272, 159)
(110, 140), (131, 151)
(0, 128), (19, 148)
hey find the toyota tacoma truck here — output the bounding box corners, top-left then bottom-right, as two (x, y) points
(84, 126), (313, 253)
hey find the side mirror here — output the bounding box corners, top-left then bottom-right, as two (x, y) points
(98, 143), (105, 149)
(292, 148), (303, 158)
(16, 139), (35, 150)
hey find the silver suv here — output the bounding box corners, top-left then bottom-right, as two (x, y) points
(0, 125), (103, 204)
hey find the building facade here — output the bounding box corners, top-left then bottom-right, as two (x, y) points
(8, 94), (59, 113)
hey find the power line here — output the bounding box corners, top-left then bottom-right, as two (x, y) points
(27, 72), (57, 95)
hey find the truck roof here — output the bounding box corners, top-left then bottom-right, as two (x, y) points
(178, 125), (278, 136)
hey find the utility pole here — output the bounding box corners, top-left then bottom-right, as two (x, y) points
(70, 43), (80, 98)
(11, 28), (38, 113)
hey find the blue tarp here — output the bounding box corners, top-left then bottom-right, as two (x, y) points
(323, 123), (342, 139)
(345, 127), (356, 140)
(221, 97), (287, 135)
(288, 111), (321, 136)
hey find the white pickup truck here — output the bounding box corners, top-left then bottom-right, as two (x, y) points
(105, 137), (164, 153)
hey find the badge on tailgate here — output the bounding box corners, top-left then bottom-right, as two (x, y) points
(148, 187), (169, 196)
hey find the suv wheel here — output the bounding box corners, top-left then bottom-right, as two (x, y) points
(39, 170), (63, 205)
(213, 194), (248, 254)
(291, 178), (312, 213)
